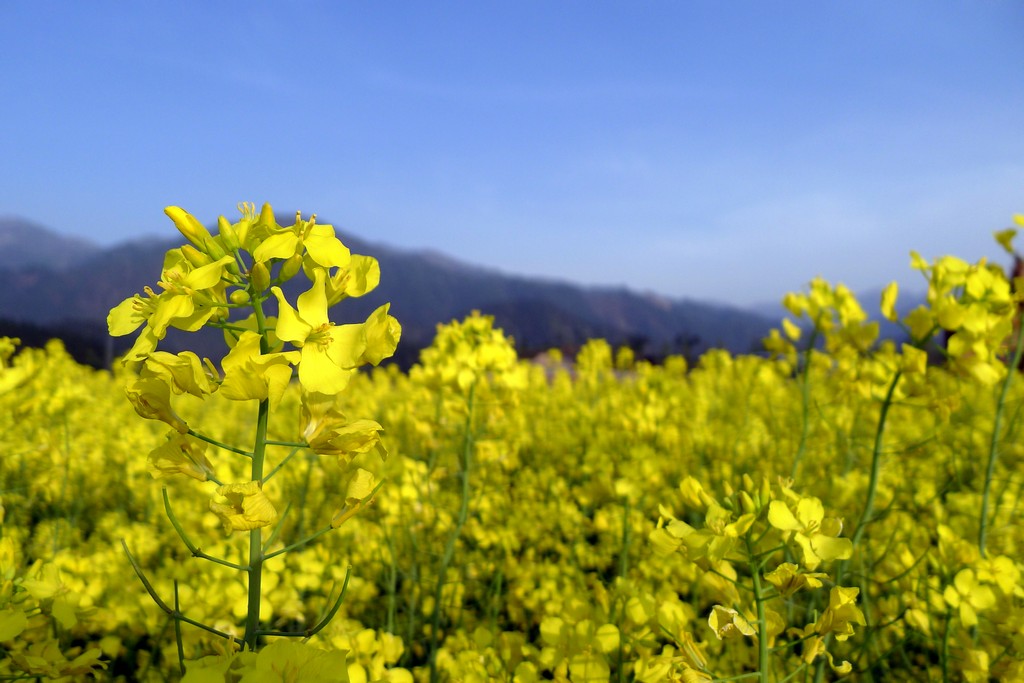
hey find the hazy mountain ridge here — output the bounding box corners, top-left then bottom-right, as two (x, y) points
(0, 216), (780, 366)
(0, 217), (101, 270)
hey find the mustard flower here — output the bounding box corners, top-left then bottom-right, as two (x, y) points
(218, 331), (299, 409)
(331, 468), (381, 528)
(322, 253), (381, 305)
(272, 270), (400, 395)
(677, 476), (716, 511)
(0, 609), (26, 641)
(880, 281), (899, 322)
(975, 555), (1022, 597)
(900, 343), (928, 375)
(253, 212), (351, 269)
(186, 640), (349, 683)
(300, 391), (387, 463)
(651, 502), (753, 565)
(944, 568), (996, 628)
(707, 605), (755, 640)
(797, 635), (853, 675)
(767, 497), (852, 570)
(209, 481), (278, 532)
(9, 642), (106, 679)
(108, 249), (235, 361)
(125, 377), (189, 434)
(147, 432), (215, 482)
(0, 337), (31, 395)
(763, 562), (828, 598)
(816, 586), (866, 641)
(995, 226), (1017, 254)
(143, 350), (217, 397)
(961, 649), (991, 683)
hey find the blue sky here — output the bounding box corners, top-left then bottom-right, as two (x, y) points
(2, 2), (1022, 308)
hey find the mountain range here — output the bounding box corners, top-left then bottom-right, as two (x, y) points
(0, 216), (782, 368)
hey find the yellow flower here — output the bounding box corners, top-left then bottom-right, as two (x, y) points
(975, 555), (1021, 597)
(994, 227), (1017, 255)
(301, 391), (387, 464)
(143, 350), (217, 397)
(209, 481), (277, 532)
(767, 497), (852, 570)
(253, 212), (351, 269)
(331, 468), (382, 528)
(323, 254), (381, 305)
(943, 568), (996, 628)
(218, 331), (299, 409)
(961, 648), (991, 683)
(816, 586), (865, 641)
(0, 337), (31, 395)
(651, 501), (753, 565)
(125, 377), (189, 434)
(880, 281), (899, 322)
(763, 562), (828, 598)
(272, 271), (399, 395)
(781, 317), (802, 341)
(188, 640), (350, 682)
(147, 432), (215, 482)
(708, 605), (755, 640)
(107, 248), (235, 361)
(0, 609), (27, 641)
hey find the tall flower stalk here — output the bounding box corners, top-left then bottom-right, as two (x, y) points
(108, 203), (400, 669)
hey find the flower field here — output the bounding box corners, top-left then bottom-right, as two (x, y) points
(1, 205), (1023, 682)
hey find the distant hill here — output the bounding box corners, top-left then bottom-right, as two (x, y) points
(0, 217), (101, 270)
(0, 216), (779, 367)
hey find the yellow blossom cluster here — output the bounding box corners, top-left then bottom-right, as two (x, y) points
(0, 221), (1022, 680)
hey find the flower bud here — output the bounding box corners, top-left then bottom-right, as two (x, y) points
(166, 206), (212, 250)
(218, 215), (241, 251)
(258, 202), (277, 230)
(741, 473), (754, 492)
(165, 207), (227, 259)
(250, 262), (271, 292)
(280, 253), (303, 282)
(180, 244), (210, 269)
(229, 289), (250, 305)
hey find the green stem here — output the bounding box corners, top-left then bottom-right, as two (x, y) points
(851, 370), (902, 551)
(791, 327), (820, 480)
(979, 321), (1024, 556)
(263, 446), (302, 483)
(819, 368), (902, 683)
(243, 397), (270, 651)
(173, 581), (186, 677)
(618, 497), (632, 580)
(263, 525), (334, 562)
(263, 439), (307, 448)
(746, 538), (771, 683)
(383, 530), (399, 636)
(255, 567), (351, 640)
(261, 501), (292, 553)
(243, 295), (273, 652)
(187, 428), (253, 458)
(121, 539), (244, 646)
(941, 609), (952, 683)
(163, 489), (249, 571)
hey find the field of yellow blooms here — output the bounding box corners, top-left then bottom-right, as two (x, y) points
(1, 205), (1023, 682)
